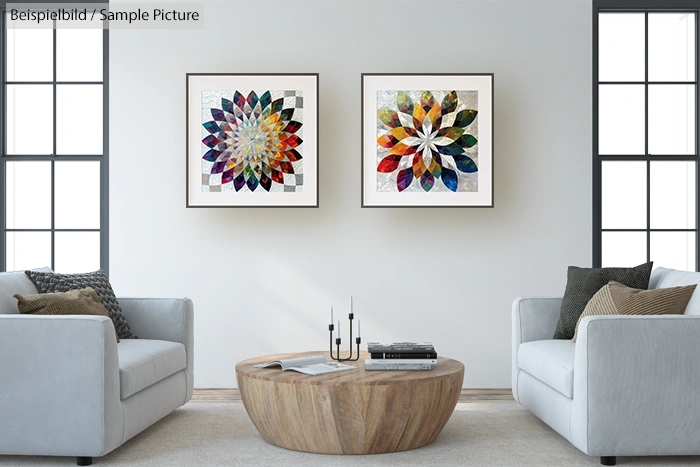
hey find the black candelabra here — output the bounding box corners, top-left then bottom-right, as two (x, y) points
(329, 310), (361, 362)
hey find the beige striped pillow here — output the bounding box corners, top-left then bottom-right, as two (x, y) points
(571, 280), (697, 342)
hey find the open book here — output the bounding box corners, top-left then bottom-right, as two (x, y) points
(253, 355), (356, 376)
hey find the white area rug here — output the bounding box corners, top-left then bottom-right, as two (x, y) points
(1, 403), (699, 466)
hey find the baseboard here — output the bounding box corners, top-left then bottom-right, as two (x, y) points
(191, 388), (514, 403)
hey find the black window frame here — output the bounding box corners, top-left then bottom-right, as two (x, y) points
(0, 0), (109, 274)
(593, 0), (700, 269)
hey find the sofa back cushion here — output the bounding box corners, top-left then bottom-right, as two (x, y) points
(650, 267), (700, 315)
(553, 262), (653, 339)
(25, 270), (136, 340)
(572, 280), (697, 341)
(0, 268), (52, 314)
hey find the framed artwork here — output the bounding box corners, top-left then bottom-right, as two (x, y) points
(186, 73), (318, 207)
(362, 73), (494, 207)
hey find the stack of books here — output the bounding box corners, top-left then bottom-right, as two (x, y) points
(364, 342), (437, 371)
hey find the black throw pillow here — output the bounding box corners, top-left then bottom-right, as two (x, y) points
(25, 270), (136, 340)
(553, 262), (653, 340)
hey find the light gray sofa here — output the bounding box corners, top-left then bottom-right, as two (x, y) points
(512, 267), (700, 466)
(0, 270), (194, 466)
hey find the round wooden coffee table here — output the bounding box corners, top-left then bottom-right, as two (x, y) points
(236, 351), (464, 454)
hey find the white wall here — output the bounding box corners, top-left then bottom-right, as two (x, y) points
(110, 0), (592, 388)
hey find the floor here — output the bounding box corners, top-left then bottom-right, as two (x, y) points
(2, 402), (699, 466)
(1, 392), (699, 466)
(191, 388), (515, 403)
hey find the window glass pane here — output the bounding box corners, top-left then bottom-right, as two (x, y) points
(6, 85), (53, 155)
(6, 28), (53, 81)
(56, 85), (103, 155)
(648, 85), (695, 155)
(650, 161), (695, 229)
(54, 232), (100, 273)
(56, 29), (103, 82)
(599, 13), (645, 82)
(602, 232), (647, 267)
(599, 85), (645, 155)
(602, 161), (647, 229)
(55, 162), (100, 229)
(649, 13), (696, 82)
(5, 161), (52, 229)
(6, 232), (51, 271)
(651, 232), (696, 271)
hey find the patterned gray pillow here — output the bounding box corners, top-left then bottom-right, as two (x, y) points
(553, 262), (653, 340)
(25, 270), (136, 340)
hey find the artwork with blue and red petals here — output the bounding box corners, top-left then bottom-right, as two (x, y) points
(200, 90), (304, 193)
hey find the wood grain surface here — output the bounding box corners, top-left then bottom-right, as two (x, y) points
(191, 388), (513, 403)
(236, 351), (464, 454)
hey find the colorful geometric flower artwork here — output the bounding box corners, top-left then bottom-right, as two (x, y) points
(187, 74), (318, 208)
(375, 90), (478, 193)
(362, 74), (492, 207)
(200, 90), (304, 193)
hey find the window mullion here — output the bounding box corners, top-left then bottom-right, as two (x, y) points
(645, 12), (651, 263)
(1, 12), (6, 270)
(51, 22), (56, 270)
(696, 11), (700, 270)
(599, 81), (697, 84)
(50, 160), (55, 270)
(2, 155), (104, 160)
(101, 27), (108, 276)
(5, 81), (104, 85)
(593, 6), (601, 267)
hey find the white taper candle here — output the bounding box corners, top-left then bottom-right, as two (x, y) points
(357, 319), (361, 338)
(336, 319), (340, 339)
(329, 306), (333, 325)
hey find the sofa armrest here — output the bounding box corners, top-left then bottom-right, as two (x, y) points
(0, 315), (122, 457)
(511, 297), (562, 402)
(118, 297), (194, 401)
(512, 297), (562, 344)
(571, 315), (700, 457)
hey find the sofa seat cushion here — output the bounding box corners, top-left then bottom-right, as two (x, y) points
(518, 340), (575, 398)
(118, 339), (186, 400)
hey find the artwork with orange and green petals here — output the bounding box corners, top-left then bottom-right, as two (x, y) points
(376, 90), (478, 192)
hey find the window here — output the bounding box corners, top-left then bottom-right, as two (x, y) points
(593, 1), (699, 270)
(0, 8), (108, 273)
